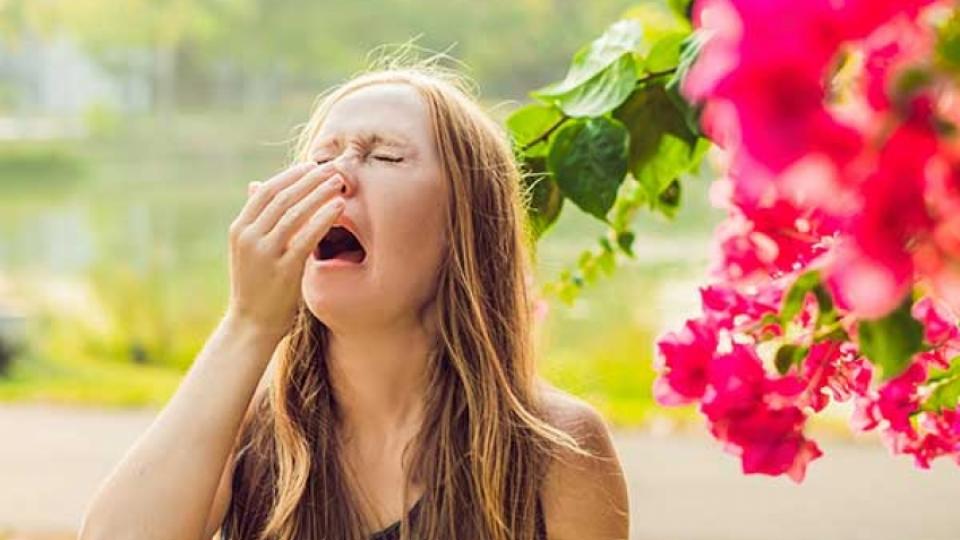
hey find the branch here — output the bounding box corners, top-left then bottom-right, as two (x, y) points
(520, 114), (569, 153)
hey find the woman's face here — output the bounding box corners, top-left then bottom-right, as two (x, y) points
(301, 83), (449, 329)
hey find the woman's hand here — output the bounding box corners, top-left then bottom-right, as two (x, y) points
(77, 164), (344, 539)
(225, 161), (345, 340)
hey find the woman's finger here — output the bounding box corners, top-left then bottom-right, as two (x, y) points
(233, 162), (321, 227)
(284, 197), (346, 262)
(265, 173), (345, 251)
(248, 165), (339, 236)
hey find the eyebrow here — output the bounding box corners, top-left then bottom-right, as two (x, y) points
(312, 130), (412, 152)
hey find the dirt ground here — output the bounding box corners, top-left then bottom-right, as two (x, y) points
(1, 404), (958, 540)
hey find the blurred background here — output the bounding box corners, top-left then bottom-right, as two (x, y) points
(0, 1), (956, 539)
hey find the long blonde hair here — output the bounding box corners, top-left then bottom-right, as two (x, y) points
(220, 52), (590, 540)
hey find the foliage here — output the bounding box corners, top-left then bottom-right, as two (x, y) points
(506, 6), (710, 304)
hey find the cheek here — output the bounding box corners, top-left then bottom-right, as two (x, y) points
(374, 182), (447, 268)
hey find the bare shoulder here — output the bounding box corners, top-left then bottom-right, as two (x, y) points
(537, 383), (630, 540)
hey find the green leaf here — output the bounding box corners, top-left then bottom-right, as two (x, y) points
(780, 271), (845, 342)
(812, 283), (838, 327)
(774, 344), (808, 376)
(616, 230), (636, 256)
(621, 4), (691, 52)
(597, 237), (616, 275)
(923, 376), (960, 413)
(858, 296), (925, 381)
(549, 269), (584, 306)
(666, 0), (695, 22)
(936, 9), (960, 72)
(519, 155), (564, 238)
(921, 356), (960, 414)
(609, 177), (645, 231)
(578, 250), (599, 284)
(547, 117), (630, 221)
(781, 271), (822, 325)
(643, 31), (688, 73)
(656, 178), (682, 218)
(665, 31), (708, 138)
(531, 19), (641, 95)
(613, 84), (703, 218)
(531, 20), (642, 118)
(507, 104), (564, 157)
(533, 53), (638, 118)
(928, 355), (960, 384)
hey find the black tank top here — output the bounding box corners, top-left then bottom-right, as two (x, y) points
(368, 496), (548, 539)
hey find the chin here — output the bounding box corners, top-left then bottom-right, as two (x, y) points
(301, 281), (377, 328)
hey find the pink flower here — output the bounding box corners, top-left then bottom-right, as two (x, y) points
(910, 410), (960, 468)
(738, 419), (823, 483)
(700, 345), (821, 481)
(799, 343), (839, 412)
(876, 362), (927, 434)
(700, 282), (782, 330)
(912, 296), (960, 346)
(837, 0), (937, 39)
(859, 11), (936, 112)
(826, 242), (912, 318)
(827, 121), (938, 317)
(653, 320), (718, 405)
(700, 345), (767, 420)
(852, 395), (881, 432)
(933, 215), (960, 261)
(723, 65), (860, 172)
(881, 409), (960, 469)
(654, 0), (960, 479)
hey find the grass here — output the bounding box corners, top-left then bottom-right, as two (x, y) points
(0, 259), (700, 425)
(0, 321), (690, 427)
(535, 255), (708, 428)
(0, 349), (182, 408)
(539, 321), (696, 427)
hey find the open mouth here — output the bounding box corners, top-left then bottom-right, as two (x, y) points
(314, 226), (367, 263)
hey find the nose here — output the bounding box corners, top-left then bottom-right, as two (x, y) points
(326, 154), (359, 197)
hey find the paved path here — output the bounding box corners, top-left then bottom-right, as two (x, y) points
(0, 404), (958, 540)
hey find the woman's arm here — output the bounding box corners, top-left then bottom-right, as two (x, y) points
(199, 343), (277, 540)
(79, 316), (279, 540)
(78, 161), (346, 540)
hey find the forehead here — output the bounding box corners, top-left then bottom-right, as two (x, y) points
(312, 83), (433, 150)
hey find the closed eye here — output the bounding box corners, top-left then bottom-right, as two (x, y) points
(313, 154), (404, 165)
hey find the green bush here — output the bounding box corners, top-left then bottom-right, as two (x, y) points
(0, 142), (89, 191)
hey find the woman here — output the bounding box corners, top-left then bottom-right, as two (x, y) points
(79, 58), (629, 540)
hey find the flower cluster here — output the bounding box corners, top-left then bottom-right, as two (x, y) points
(654, 0), (960, 481)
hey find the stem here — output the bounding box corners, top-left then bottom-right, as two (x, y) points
(520, 114), (570, 153)
(811, 319), (847, 342)
(637, 67), (678, 86)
